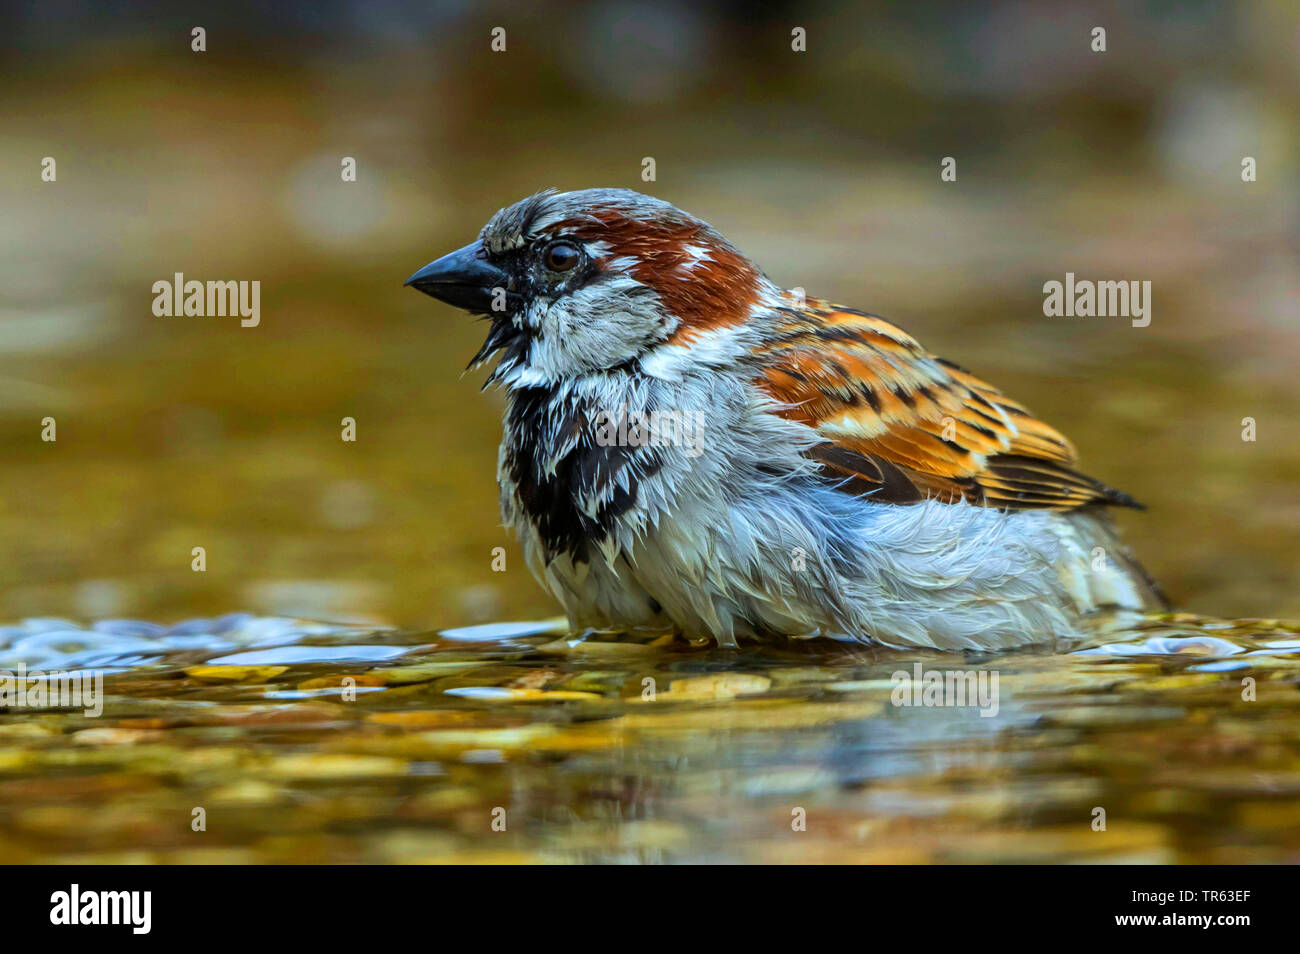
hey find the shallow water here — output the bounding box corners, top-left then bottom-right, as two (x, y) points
(2, 612), (1298, 863)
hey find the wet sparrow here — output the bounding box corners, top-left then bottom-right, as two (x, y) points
(407, 189), (1162, 651)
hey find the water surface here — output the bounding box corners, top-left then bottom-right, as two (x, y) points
(2, 612), (1297, 863)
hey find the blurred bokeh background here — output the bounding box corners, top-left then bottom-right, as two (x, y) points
(1, 0), (1296, 629)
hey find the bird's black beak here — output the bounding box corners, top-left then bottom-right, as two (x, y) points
(404, 240), (515, 313)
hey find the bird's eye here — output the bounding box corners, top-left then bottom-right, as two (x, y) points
(543, 241), (581, 272)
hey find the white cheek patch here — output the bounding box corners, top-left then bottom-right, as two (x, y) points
(504, 273), (669, 385)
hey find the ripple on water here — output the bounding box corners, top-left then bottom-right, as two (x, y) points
(437, 620), (567, 642)
(0, 616), (398, 670)
(206, 645), (414, 666)
(2, 613), (1297, 672)
(1073, 635), (1247, 657)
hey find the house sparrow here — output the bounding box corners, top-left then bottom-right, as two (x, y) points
(406, 188), (1162, 651)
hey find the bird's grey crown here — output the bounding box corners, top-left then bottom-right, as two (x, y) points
(478, 187), (712, 254)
